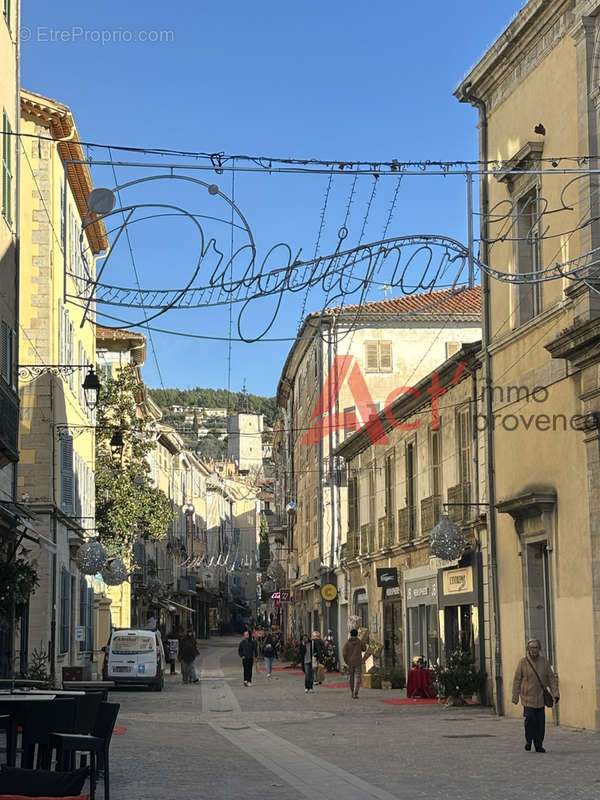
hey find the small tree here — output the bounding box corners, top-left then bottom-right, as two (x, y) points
(431, 648), (484, 706)
(95, 364), (174, 560)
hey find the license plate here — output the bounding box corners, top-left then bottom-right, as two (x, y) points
(114, 666), (131, 673)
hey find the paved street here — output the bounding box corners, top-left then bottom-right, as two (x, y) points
(109, 638), (600, 800)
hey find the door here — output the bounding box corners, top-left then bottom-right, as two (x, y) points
(383, 601), (402, 668)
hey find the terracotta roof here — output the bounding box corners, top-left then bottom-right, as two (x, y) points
(311, 286), (481, 318)
(20, 90), (108, 254)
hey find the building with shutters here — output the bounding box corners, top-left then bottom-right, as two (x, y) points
(17, 90), (108, 679)
(456, 0), (600, 731)
(0, 0), (26, 679)
(274, 288), (481, 652)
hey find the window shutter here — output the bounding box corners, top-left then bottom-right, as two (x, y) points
(445, 341), (461, 359)
(0, 321), (8, 382)
(87, 587), (94, 650)
(60, 434), (74, 513)
(379, 342), (392, 371)
(365, 342), (379, 371)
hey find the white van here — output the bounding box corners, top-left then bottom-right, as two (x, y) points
(103, 628), (165, 691)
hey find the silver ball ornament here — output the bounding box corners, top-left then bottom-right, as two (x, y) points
(430, 514), (466, 561)
(102, 557), (128, 586)
(76, 540), (108, 575)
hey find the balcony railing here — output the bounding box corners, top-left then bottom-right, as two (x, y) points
(378, 516), (387, 550)
(421, 495), (443, 536)
(447, 483), (472, 523)
(386, 514), (395, 547)
(346, 529), (360, 559)
(398, 507), (410, 543)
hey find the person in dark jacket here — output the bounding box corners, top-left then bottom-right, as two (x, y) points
(512, 639), (559, 752)
(298, 634), (316, 693)
(178, 629), (199, 684)
(342, 629), (366, 699)
(238, 630), (258, 686)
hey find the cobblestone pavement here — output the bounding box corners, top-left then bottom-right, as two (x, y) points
(110, 638), (600, 800)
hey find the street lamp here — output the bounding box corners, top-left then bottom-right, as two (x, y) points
(82, 367), (101, 410)
(109, 429), (125, 461)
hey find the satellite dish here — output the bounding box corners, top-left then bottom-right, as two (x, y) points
(87, 188), (116, 214)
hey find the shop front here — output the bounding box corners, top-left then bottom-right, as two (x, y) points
(437, 552), (484, 670)
(404, 569), (439, 670)
(378, 568), (403, 668)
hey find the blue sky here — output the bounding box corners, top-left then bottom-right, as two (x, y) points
(21, 0), (525, 397)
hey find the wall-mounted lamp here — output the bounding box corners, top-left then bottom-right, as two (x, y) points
(110, 428), (125, 460)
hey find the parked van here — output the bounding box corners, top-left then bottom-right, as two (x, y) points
(102, 628), (165, 691)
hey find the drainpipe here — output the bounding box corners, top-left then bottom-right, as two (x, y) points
(460, 82), (504, 716)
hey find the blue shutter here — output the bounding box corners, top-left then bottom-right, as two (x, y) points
(60, 568), (71, 653)
(87, 587), (94, 651)
(60, 435), (74, 514)
(79, 577), (87, 652)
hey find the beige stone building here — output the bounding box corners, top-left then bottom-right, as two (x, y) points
(336, 343), (487, 680)
(18, 91), (108, 679)
(0, 0), (22, 678)
(275, 288), (481, 649)
(458, 0), (600, 730)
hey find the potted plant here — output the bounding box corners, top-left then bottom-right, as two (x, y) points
(431, 648), (484, 706)
(390, 666), (406, 689)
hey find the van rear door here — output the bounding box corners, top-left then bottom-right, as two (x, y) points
(109, 632), (157, 679)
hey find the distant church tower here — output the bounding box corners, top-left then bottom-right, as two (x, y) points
(227, 382), (263, 473)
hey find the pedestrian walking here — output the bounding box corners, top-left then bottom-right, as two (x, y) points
(311, 631), (326, 684)
(298, 634), (315, 693)
(342, 629), (366, 699)
(178, 629), (199, 684)
(263, 634), (275, 678)
(512, 638), (559, 752)
(238, 629), (258, 686)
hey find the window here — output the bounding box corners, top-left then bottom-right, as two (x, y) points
(457, 407), (471, 486)
(1, 320), (15, 388)
(445, 342), (461, 359)
(60, 568), (71, 654)
(347, 474), (359, 555)
(364, 341), (393, 372)
(524, 541), (554, 661)
(384, 451), (395, 545)
(405, 441), (417, 539)
(430, 426), (442, 497)
(2, 110), (12, 225)
(515, 186), (543, 325)
(368, 461), (376, 529)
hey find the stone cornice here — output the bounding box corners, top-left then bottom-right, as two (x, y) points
(496, 490), (557, 520)
(544, 315), (600, 367)
(456, 0), (575, 115)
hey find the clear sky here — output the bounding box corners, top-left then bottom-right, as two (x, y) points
(21, 0), (525, 397)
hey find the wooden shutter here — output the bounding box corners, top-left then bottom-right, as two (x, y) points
(379, 342), (393, 372)
(365, 342), (379, 371)
(60, 434), (74, 513)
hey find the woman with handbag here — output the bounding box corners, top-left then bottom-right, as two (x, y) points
(511, 639), (559, 753)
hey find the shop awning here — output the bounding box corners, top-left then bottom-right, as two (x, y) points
(0, 501), (56, 552)
(166, 599), (196, 613)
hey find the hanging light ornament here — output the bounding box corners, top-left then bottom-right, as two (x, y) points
(429, 513), (466, 561)
(102, 557), (129, 586)
(76, 540), (108, 575)
(267, 560), (285, 584)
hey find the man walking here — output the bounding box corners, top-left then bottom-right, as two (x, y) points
(238, 630), (258, 686)
(343, 629), (366, 699)
(298, 634), (314, 693)
(512, 638), (559, 752)
(178, 629), (199, 684)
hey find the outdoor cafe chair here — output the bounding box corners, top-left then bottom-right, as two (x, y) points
(50, 701), (120, 800)
(0, 715), (12, 766)
(22, 697), (77, 769)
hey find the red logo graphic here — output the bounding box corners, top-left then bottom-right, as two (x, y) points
(302, 355), (466, 446)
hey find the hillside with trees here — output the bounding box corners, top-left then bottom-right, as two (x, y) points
(147, 387), (278, 427)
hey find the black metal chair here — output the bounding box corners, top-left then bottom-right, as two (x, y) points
(0, 714), (12, 766)
(50, 701), (120, 800)
(22, 698), (76, 769)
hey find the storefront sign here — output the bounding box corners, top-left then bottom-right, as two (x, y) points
(376, 567), (398, 588)
(385, 586), (401, 597)
(321, 584), (337, 601)
(442, 567), (473, 596)
(75, 626), (85, 642)
(279, 588), (291, 602)
(405, 576), (438, 607)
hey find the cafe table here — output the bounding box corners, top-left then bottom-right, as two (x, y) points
(406, 668), (436, 699)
